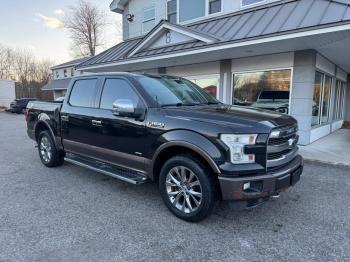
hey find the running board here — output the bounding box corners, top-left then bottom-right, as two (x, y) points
(64, 154), (148, 185)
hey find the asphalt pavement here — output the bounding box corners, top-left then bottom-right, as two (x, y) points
(0, 112), (349, 262)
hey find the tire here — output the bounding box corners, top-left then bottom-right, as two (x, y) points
(38, 131), (65, 167)
(159, 154), (216, 222)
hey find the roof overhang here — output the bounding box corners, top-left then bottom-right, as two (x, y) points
(42, 78), (72, 91)
(80, 23), (350, 73)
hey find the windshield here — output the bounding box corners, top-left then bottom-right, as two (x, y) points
(136, 75), (219, 106)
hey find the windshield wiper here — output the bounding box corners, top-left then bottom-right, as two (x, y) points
(161, 102), (200, 107)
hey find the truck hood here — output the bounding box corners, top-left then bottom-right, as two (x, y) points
(164, 104), (296, 132)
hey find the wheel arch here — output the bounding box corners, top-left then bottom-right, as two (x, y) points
(150, 141), (221, 182)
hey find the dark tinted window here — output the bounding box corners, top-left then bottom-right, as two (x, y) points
(100, 79), (140, 110)
(69, 79), (98, 107)
(209, 0), (221, 14)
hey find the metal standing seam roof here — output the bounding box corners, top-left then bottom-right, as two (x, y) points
(51, 57), (90, 70)
(78, 0), (350, 69)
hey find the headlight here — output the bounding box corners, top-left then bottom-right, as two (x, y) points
(220, 134), (257, 164)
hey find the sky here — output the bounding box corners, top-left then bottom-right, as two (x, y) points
(0, 0), (122, 64)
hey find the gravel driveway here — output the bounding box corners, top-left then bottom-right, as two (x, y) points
(0, 112), (349, 262)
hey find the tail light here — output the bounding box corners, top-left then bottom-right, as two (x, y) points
(24, 108), (29, 121)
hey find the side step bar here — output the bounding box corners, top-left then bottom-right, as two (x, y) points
(64, 154), (148, 185)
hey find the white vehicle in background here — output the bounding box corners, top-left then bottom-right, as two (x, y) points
(252, 91), (290, 114)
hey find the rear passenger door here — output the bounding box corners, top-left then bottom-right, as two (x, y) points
(61, 77), (102, 158)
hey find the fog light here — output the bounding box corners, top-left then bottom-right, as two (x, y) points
(243, 182), (251, 190)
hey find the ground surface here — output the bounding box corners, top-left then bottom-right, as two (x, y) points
(299, 128), (350, 166)
(0, 112), (349, 262)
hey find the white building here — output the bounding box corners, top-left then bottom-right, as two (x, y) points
(42, 57), (88, 100)
(0, 80), (15, 108)
(73, 0), (348, 145)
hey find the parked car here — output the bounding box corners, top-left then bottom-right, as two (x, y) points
(252, 90), (290, 114)
(9, 98), (36, 114)
(26, 73), (303, 222)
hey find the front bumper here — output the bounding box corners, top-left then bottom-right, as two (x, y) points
(218, 155), (303, 202)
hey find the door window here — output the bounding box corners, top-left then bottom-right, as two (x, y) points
(69, 79), (98, 107)
(100, 79), (140, 110)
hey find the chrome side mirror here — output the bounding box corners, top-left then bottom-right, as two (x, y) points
(112, 99), (135, 117)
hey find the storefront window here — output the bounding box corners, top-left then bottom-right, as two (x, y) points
(321, 75), (332, 124)
(232, 69), (291, 114)
(187, 76), (219, 98)
(312, 72), (323, 126)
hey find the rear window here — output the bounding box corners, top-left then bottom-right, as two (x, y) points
(69, 79), (98, 107)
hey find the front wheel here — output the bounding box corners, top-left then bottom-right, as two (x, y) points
(159, 155), (216, 222)
(38, 131), (64, 167)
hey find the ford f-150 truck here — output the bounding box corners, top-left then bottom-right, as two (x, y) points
(26, 73), (303, 222)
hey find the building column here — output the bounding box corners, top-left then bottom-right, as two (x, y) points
(291, 50), (317, 145)
(345, 75), (350, 123)
(219, 59), (232, 104)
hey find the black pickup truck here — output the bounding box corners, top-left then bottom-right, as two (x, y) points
(26, 73), (303, 222)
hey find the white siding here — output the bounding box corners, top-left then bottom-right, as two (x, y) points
(122, 0), (282, 39)
(316, 54), (335, 75)
(0, 80), (16, 108)
(231, 52), (294, 72)
(167, 61), (220, 77)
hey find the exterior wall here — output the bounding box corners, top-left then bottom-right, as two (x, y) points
(292, 50), (316, 145)
(167, 61), (220, 77)
(0, 80), (15, 108)
(53, 90), (66, 100)
(121, 0), (282, 39)
(52, 67), (82, 80)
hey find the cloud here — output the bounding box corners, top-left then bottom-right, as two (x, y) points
(54, 9), (65, 16)
(35, 13), (64, 29)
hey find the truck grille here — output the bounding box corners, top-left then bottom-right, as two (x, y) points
(267, 124), (299, 169)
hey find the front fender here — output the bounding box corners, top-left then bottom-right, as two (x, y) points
(150, 130), (225, 176)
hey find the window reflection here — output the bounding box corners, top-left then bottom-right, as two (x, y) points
(232, 69), (291, 114)
(187, 77), (219, 98)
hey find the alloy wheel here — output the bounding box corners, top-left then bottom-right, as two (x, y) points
(166, 166), (202, 214)
(40, 136), (52, 163)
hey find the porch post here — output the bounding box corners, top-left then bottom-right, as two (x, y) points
(291, 50), (316, 145)
(219, 59), (232, 104)
(345, 74), (350, 124)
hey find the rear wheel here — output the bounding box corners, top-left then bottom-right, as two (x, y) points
(159, 155), (216, 222)
(38, 131), (64, 167)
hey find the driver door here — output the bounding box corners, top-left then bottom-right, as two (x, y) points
(89, 77), (147, 173)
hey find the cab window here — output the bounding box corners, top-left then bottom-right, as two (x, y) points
(100, 78), (140, 110)
(69, 79), (98, 107)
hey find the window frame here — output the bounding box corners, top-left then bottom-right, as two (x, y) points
(96, 77), (146, 111)
(142, 6), (156, 34)
(67, 77), (100, 108)
(166, 0), (177, 23)
(176, 0), (223, 24)
(241, 0), (266, 8)
(319, 74), (332, 124)
(231, 67), (293, 115)
(184, 74), (221, 100)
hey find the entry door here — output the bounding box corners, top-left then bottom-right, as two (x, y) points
(61, 77), (102, 157)
(89, 78), (147, 173)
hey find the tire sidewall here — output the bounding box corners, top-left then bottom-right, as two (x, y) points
(159, 155), (215, 222)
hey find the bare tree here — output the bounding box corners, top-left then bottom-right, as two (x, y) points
(65, 0), (106, 57)
(0, 44), (15, 80)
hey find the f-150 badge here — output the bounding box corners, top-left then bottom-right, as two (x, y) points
(147, 121), (165, 128)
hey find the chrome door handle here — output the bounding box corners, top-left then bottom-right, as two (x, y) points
(61, 115), (69, 122)
(91, 120), (102, 126)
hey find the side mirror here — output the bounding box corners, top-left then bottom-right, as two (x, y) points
(112, 99), (136, 118)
